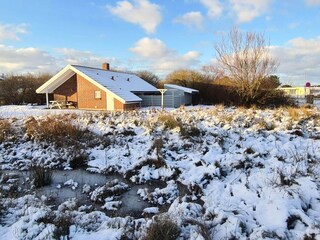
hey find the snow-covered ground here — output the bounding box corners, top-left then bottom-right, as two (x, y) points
(1, 104), (320, 239)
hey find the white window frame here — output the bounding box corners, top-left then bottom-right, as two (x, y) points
(94, 90), (101, 99)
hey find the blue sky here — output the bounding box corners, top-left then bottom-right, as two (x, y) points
(0, 0), (320, 85)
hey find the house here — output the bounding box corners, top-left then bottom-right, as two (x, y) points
(139, 84), (199, 108)
(36, 63), (159, 110)
(278, 86), (320, 98)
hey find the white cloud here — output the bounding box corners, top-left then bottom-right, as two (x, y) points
(0, 45), (120, 74)
(55, 48), (120, 68)
(200, 0), (223, 18)
(305, 0), (320, 6)
(129, 38), (170, 58)
(173, 11), (204, 29)
(271, 37), (320, 85)
(130, 37), (201, 75)
(0, 23), (28, 42)
(106, 0), (162, 34)
(230, 0), (271, 23)
(0, 45), (56, 73)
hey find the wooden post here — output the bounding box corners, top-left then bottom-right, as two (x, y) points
(158, 89), (167, 111)
(45, 91), (49, 108)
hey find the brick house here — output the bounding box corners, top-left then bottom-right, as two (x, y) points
(36, 63), (158, 110)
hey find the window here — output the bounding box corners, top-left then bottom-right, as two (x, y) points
(94, 90), (101, 99)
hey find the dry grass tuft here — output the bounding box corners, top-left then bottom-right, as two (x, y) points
(0, 119), (12, 143)
(287, 107), (300, 121)
(25, 116), (85, 146)
(300, 106), (313, 118)
(158, 114), (180, 130)
(287, 106), (315, 122)
(142, 216), (181, 240)
(30, 165), (53, 188)
(256, 118), (275, 131)
(154, 137), (164, 159)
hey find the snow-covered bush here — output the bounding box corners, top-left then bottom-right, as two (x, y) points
(183, 218), (211, 240)
(90, 179), (129, 203)
(142, 215), (181, 240)
(37, 210), (74, 239)
(147, 180), (178, 205)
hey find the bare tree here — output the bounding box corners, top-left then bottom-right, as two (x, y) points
(215, 28), (278, 105)
(135, 70), (161, 87)
(0, 73), (51, 104)
(165, 69), (213, 88)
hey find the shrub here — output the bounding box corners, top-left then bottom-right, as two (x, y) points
(30, 165), (53, 188)
(158, 114), (180, 130)
(0, 119), (12, 143)
(25, 116), (85, 147)
(69, 151), (88, 169)
(0, 73), (51, 105)
(121, 129), (136, 136)
(254, 89), (294, 108)
(53, 213), (73, 239)
(143, 216), (181, 240)
(180, 125), (201, 138)
(37, 211), (73, 239)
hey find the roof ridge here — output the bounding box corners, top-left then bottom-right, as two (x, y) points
(71, 64), (135, 75)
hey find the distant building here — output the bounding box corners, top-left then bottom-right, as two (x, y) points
(278, 86), (320, 98)
(0, 73), (5, 81)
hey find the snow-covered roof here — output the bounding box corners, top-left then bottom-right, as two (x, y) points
(164, 84), (199, 94)
(36, 65), (158, 103)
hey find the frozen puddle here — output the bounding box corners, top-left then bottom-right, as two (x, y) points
(35, 169), (161, 217)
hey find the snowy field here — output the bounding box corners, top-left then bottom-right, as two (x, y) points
(1, 104), (320, 239)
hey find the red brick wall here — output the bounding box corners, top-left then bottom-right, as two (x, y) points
(77, 74), (106, 110)
(114, 98), (124, 110)
(124, 103), (140, 110)
(114, 99), (140, 111)
(53, 74), (77, 102)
